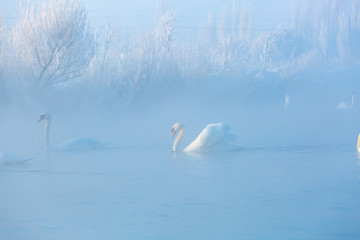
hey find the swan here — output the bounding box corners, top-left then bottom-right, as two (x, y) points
(171, 122), (236, 152)
(284, 93), (290, 111)
(357, 134), (360, 152)
(337, 91), (354, 110)
(0, 152), (31, 164)
(38, 113), (107, 151)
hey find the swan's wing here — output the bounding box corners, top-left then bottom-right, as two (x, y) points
(184, 123), (236, 152)
(54, 138), (106, 151)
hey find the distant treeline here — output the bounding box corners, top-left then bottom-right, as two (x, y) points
(0, 0), (360, 107)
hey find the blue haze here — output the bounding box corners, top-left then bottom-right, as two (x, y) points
(0, 0), (360, 239)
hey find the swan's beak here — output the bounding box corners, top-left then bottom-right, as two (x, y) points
(37, 117), (44, 122)
(171, 128), (176, 138)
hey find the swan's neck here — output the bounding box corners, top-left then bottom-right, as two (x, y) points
(44, 119), (51, 151)
(173, 127), (186, 152)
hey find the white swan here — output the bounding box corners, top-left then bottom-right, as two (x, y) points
(0, 152), (31, 164)
(284, 93), (290, 111)
(171, 122), (236, 152)
(38, 113), (107, 151)
(357, 134), (360, 152)
(337, 91), (354, 110)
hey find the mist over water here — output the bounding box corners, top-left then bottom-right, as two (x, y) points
(2, 69), (359, 156)
(1, 0), (360, 239)
(1, 69), (360, 239)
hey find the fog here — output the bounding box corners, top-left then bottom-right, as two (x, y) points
(1, 70), (359, 156)
(1, 0), (360, 239)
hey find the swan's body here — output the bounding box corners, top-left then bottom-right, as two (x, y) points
(0, 152), (31, 164)
(38, 113), (107, 151)
(337, 91), (354, 110)
(171, 122), (236, 152)
(52, 138), (106, 151)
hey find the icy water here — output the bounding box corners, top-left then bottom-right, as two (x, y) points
(1, 145), (360, 240)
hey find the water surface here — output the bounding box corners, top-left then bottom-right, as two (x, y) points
(1, 145), (359, 240)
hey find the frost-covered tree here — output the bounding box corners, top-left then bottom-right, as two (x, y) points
(218, 5), (231, 42)
(352, 0), (360, 27)
(318, 20), (327, 57)
(337, 10), (349, 62)
(0, 17), (4, 75)
(13, 0), (95, 89)
(130, 10), (176, 93)
(196, 3), (253, 77)
(154, 11), (175, 51)
(199, 12), (217, 45)
(91, 23), (115, 80)
(238, 5), (252, 43)
(0, 17), (5, 96)
(0, 16), (11, 97)
(258, 25), (284, 74)
(210, 36), (245, 76)
(290, 0), (360, 64)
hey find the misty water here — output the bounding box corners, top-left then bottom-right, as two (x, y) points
(1, 92), (360, 240)
(1, 144), (360, 240)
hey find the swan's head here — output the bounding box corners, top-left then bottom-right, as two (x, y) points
(171, 123), (184, 138)
(38, 113), (51, 122)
